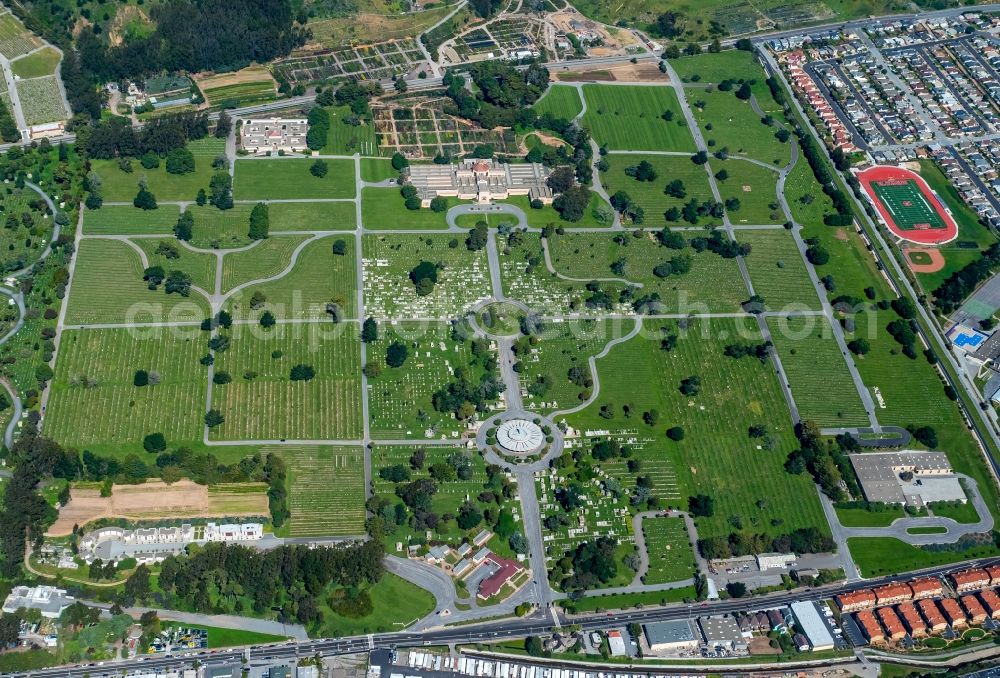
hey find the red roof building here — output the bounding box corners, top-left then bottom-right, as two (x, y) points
(961, 594), (987, 624)
(979, 588), (1000, 619)
(951, 569), (990, 593)
(477, 553), (524, 600)
(939, 597), (967, 628)
(876, 607), (906, 640)
(897, 602), (927, 637)
(874, 583), (912, 606)
(909, 577), (943, 600)
(856, 610), (884, 644)
(838, 590), (877, 613)
(986, 565), (1000, 587)
(917, 598), (947, 632)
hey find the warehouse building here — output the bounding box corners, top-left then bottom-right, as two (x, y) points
(699, 615), (747, 652)
(643, 620), (700, 654)
(849, 451), (963, 505)
(790, 601), (835, 651)
(2, 586), (74, 619)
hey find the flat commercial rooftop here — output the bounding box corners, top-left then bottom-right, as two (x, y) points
(849, 451), (957, 504)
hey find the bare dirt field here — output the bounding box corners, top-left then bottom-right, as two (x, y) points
(47, 480), (269, 536)
(194, 65), (276, 91)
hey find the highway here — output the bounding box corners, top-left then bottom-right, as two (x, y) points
(10, 556), (1000, 678)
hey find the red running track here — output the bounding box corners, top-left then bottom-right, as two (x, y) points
(857, 165), (958, 245)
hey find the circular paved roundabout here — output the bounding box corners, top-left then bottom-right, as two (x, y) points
(496, 419), (544, 453)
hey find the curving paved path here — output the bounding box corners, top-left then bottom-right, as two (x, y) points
(541, 236), (642, 287)
(549, 316), (643, 418)
(629, 510), (706, 589)
(446, 203), (526, 230)
(822, 474), (994, 546)
(0, 376), (22, 449)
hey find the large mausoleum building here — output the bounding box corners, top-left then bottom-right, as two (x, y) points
(241, 118), (309, 155)
(406, 159), (554, 207)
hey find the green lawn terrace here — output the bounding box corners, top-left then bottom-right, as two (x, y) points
(324, 106), (378, 156)
(670, 50), (767, 85)
(66, 239), (210, 325)
(736, 229), (820, 311)
(600, 154), (716, 229)
(273, 445), (367, 537)
(232, 158), (356, 201)
(581, 84), (695, 153)
(712, 159), (783, 225)
(362, 234), (492, 319)
(208, 324), (363, 441)
(532, 84), (584, 121)
(516, 318), (634, 413)
(690, 89), (791, 167)
(226, 235), (358, 321)
(83, 202), (357, 241)
(135, 238), (216, 293)
(45, 328), (207, 450)
(766, 315), (869, 428)
(558, 316), (828, 543)
(368, 321), (499, 440)
(219, 235), (310, 293)
(639, 515), (698, 585)
(91, 138), (226, 202)
(545, 230), (748, 315)
(372, 444), (519, 553)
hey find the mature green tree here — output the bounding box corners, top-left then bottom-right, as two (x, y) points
(361, 317), (379, 343)
(248, 202), (269, 240)
(386, 342), (409, 368)
(143, 432), (167, 453)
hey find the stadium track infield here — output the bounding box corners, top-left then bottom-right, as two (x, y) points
(857, 165), (958, 245)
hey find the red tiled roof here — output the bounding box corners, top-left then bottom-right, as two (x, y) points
(909, 577), (943, 598)
(939, 597), (966, 623)
(917, 598), (945, 626)
(961, 594), (987, 620)
(876, 607), (904, 636)
(856, 610), (883, 640)
(897, 602), (926, 634)
(874, 583), (912, 603)
(952, 569), (990, 587)
(478, 553), (523, 599)
(838, 590), (876, 610)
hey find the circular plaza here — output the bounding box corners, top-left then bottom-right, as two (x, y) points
(496, 419), (544, 453)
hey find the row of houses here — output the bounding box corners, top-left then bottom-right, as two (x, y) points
(836, 576), (945, 612)
(855, 590), (1000, 644)
(932, 143), (1000, 229)
(951, 565), (1000, 592)
(779, 50), (859, 152)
